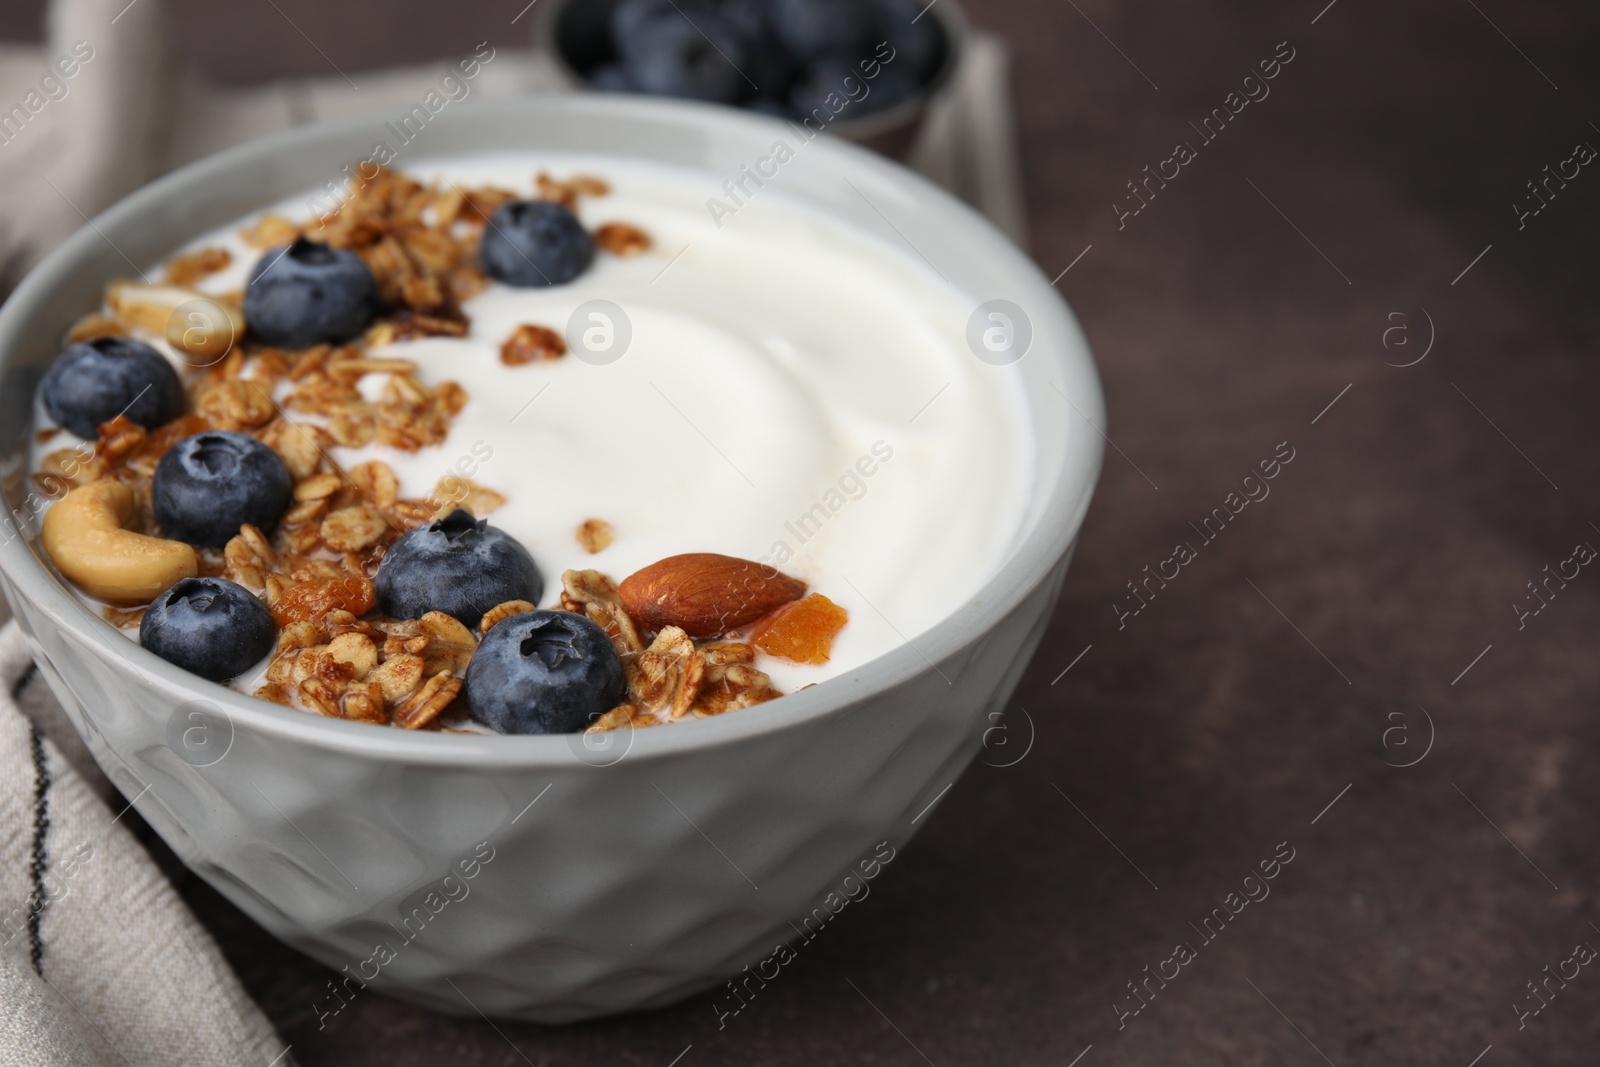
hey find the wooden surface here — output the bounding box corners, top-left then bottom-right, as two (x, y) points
(8, 0), (1600, 1063)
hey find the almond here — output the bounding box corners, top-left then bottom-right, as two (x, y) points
(619, 554), (806, 638)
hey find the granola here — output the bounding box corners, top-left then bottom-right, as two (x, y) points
(575, 518), (615, 554)
(501, 324), (567, 365)
(26, 161), (853, 735)
(594, 223), (653, 257)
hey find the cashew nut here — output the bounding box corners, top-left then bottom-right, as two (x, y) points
(42, 480), (198, 603)
(107, 279), (243, 362)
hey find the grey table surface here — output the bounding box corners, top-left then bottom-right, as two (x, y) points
(5, 0), (1600, 1064)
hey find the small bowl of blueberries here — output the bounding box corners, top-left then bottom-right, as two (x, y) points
(538, 0), (964, 155)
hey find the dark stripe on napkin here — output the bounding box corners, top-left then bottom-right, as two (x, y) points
(11, 663), (36, 702)
(27, 721), (49, 976)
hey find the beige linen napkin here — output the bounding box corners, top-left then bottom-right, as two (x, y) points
(0, 623), (288, 1066)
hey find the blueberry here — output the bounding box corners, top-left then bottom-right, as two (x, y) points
(721, 0), (798, 87)
(747, 95), (796, 118)
(39, 336), (184, 439)
(589, 63), (637, 92)
(622, 14), (750, 103)
(374, 509), (542, 628)
(789, 57), (851, 118)
(852, 58), (921, 115)
(872, 0), (942, 77)
(786, 56), (861, 117)
(611, 0), (716, 57)
(152, 431), (293, 549)
(466, 610), (626, 734)
(478, 200), (595, 288)
(243, 237), (380, 348)
(792, 51), (920, 118)
(770, 0), (875, 61)
(741, 37), (799, 96)
(140, 577), (275, 682)
(719, 0), (771, 40)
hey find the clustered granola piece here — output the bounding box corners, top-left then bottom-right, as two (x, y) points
(253, 607), (487, 730)
(557, 570), (784, 733)
(594, 223), (653, 257)
(274, 344), (466, 451)
(237, 166), (636, 346)
(241, 168), (490, 339)
(501, 323), (567, 365)
(535, 170), (611, 209)
(248, 558), (795, 731)
(228, 448), (507, 728)
(575, 518), (615, 554)
(162, 246), (233, 287)
(63, 313), (129, 346)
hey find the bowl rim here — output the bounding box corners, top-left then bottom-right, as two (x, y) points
(0, 93), (1103, 768)
(532, 0), (971, 140)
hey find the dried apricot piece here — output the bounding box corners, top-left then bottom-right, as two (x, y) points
(271, 576), (374, 628)
(750, 593), (848, 665)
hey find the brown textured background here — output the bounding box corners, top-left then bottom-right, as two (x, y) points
(6, 0), (1600, 1063)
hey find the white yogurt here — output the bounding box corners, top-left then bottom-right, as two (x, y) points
(35, 154), (1035, 697)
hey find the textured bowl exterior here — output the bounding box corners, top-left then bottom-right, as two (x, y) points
(0, 552), (1068, 1020)
(0, 97), (1103, 1021)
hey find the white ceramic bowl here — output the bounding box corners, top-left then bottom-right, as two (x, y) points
(0, 96), (1102, 1022)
